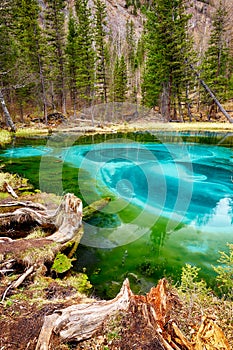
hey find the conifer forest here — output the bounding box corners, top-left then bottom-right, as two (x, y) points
(1, 0), (233, 125)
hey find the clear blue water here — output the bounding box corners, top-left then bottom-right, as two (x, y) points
(1, 131), (233, 297)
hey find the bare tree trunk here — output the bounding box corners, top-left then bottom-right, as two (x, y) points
(0, 89), (16, 132)
(199, 79), (233, 122)
(191, 65), (233, 123)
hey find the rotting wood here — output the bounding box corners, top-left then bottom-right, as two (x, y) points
(36, 278), (230, 350)
(0, 193), (83, 244)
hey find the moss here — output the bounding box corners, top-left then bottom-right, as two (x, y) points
(15, 127), (49, 137)
(25, 228), (47, 240)
(19, 242), (58, 266)
(63, 274), (92, 294)
(52, 253), (75, 274)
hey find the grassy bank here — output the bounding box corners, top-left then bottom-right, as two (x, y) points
(0, 121), (232, 147)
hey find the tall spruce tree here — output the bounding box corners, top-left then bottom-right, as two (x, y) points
(94, 0), (109, 103)
(0, 0), (23, 128)
(75, 0), (95, 106)
(113, 55), (127, 102)
(44, 0), (67, 114)
(201, 1), (231, 117)
(143, 0), (194, 120)
(13, 0), (48, 121)
(66, 12), (78, 116)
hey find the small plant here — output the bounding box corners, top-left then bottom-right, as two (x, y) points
(178, 264), (209, 300)
(212, 243), (233, 297)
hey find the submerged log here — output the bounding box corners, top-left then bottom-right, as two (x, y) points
(36, 278), (230, 350)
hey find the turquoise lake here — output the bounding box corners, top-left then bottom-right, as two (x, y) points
(0, 131), (232, 297)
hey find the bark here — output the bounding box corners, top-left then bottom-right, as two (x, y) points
(0, 89), (16, 132)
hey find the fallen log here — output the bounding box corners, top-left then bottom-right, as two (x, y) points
(36, 278), (230, 350)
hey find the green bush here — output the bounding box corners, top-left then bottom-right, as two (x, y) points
(212, 243), (233, 297)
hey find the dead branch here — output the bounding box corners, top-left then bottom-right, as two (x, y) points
(3, 182), (18, 199)
(0, 201), (47, 210)
(1, 265), (34, 302)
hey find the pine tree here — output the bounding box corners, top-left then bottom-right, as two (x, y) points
(126, 20), (136, 70)
(75, 0), (95, 106)
(44, 0), (67, 114)
(66, 12), (78, 116)
(0, 0), (18, 80)
(94, 0), (109, 103)
(201, 1), (231, 117)
(143, 0), (194, 120)
(113, 55), (127, 102)
(13, 0), (48, 122)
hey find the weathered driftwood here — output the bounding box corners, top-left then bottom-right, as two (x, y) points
(36, 278), (230, 350)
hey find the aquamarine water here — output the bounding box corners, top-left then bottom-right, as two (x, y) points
(1, 131), (233, 297)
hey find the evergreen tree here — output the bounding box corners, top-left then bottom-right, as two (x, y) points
(44, 0), (67, 114)
(94, 0), (108, 103)
(13, 0), (48, 121)
(113, 55), (127, 102)
(66, 12), (78, 116)
(143, 0), (194, 120)
(201, 1), (231, 114)
(75, 0), (95, 106)
(126, 20), (136, 70)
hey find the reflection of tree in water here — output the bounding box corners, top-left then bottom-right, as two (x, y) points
(149, 220), (168, 257)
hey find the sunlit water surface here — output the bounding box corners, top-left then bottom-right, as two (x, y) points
(1, 131), (232, 297)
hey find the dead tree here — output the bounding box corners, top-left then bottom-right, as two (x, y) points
(0, 89), (16, 132)
(190, 64), (233, 123)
